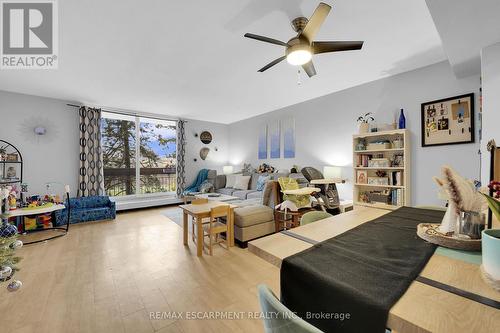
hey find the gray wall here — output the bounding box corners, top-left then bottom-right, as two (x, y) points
(184, 119), (229, 185)
(0, 90), (229, 197)
(229, 61), (480, 206)
(481, 42), (500, 185)
(0, 90), (80, 196)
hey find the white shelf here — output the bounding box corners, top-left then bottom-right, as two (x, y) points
(354, 201), (400, 211)
(353, 129), (410, 209)
(1, 204), (65, 218)
(353, 129), (408, 138)
(354, 148), (404, 153)
(354, 167), (405, 170)
(354, 183), (405, 189)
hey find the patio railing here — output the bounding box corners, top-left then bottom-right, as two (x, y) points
(104, 167), (176, 196)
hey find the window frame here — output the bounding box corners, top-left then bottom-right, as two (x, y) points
(101, 111), (177, 199)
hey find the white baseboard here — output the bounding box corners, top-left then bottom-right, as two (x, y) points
(113, 196), (182, 211)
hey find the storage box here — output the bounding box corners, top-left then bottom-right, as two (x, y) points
(38, 213), (53, 229)
(368, 177), (389, 185)
(368, 158), (390, 168)
(367, 142), (391, 150)
(24, 216), (37, 231)
(368, 192), (391, 204)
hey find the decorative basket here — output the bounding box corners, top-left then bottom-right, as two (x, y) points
(416, 223), (481, 251)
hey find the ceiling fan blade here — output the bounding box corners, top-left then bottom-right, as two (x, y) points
(302, 60), (317, 77)
(258, 56), (287, 72)
(302, 2), (331, 42)
(312, 41), (364, 54)
(244, 33), (287, 46)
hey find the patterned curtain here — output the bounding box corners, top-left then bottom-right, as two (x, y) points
(176, 119), (186, 197)
(78, 106), (104, 197)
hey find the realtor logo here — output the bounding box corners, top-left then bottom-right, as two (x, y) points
(1, 0), (58, 69)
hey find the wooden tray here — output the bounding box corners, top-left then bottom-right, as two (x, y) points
(417, 223), (481, 251)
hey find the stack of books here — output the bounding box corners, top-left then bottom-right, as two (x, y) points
(388, 171), (403, 186)
(356, 154), (372, 167)
(391, 189), (404, 206)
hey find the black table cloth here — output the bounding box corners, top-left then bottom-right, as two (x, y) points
(280, 207), (444, 333)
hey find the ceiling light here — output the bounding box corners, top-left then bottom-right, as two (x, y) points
(286, 49), (312, 66)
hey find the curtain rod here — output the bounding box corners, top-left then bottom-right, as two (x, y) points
(66, 103), (184, 122)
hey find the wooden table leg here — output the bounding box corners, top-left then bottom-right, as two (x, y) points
(196, 214), (203, 256)
(229, 207), (235, 247)
(183, 210), (188, 246)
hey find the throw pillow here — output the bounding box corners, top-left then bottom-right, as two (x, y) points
(226, 174), (236, 188)
(199, 180), (214, 193)
(256, 175), (269, 191)
(233, 175), (251, 190)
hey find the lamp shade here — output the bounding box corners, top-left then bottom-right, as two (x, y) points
(323, 166), (341, 179)
(223, 165), (234, 175)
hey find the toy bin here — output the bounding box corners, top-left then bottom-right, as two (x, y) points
(38, 213), (53, 229)
(24, 216), (37, 231)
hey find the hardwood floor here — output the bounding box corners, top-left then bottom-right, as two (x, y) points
(0, 207), (280, 333)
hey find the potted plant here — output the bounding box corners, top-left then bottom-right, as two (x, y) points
(480, 181), (500, 286)
(481, 181), (500, 221)
(357, 113), (374, 134)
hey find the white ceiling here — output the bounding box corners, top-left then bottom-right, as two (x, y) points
(0, 0), (446, 124)
(425, 0), (500, 78)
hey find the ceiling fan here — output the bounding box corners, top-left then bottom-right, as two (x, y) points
(244, 2), (363, 78)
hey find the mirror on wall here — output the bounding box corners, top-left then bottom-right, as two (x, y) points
(200, 131), (212, 144)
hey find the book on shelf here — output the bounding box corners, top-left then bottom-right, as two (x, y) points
(391, 189), (404, 206)
(388, 171), (403, 186)
(356, 154), (372, 167)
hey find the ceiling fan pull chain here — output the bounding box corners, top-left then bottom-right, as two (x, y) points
(297, 68), (302, 85)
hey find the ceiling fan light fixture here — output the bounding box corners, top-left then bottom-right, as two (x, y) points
(286, 49), (312, 66)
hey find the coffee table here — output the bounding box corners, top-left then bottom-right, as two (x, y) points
(194, 193), (239, 202)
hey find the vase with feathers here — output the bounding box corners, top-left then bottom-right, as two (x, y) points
(433, 166), (487, 235)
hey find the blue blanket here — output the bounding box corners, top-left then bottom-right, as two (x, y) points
(184, 169), (209, 194)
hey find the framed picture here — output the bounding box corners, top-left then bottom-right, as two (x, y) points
(282, 117), (295, 158)
(356, 170), (368, 184)
(269, 121), (280, 159)
(258, 125), (267, 159)
(421, 93), (474, 147)
(6, 153), (18, 161)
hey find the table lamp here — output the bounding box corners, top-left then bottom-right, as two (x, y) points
(223, 165), (234, 175)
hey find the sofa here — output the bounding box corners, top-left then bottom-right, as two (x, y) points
(228, 180), (280, 245)
(209, 170), (308, 245)
(55, 196), (116, 226)
(214, 171), (288, 200)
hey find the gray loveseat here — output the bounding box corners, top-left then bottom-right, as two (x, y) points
(214, 172), (290, 200)
(209, 171), (308, 245)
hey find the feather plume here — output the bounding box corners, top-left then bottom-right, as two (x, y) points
(441, 166), (485, 213)
(432, 177), (448, 200)
(443, 167), (463, 215)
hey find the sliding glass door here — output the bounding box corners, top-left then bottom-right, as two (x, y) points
(139, 117), (177, 194)
(101, 113), (136, 196)
(101, 112), (177, 197)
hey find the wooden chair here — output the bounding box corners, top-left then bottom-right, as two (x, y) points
(203, 205), (230, 255)
(191, 198), (209, 243)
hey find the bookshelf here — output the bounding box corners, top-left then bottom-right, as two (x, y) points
(353, 129), (410, 210)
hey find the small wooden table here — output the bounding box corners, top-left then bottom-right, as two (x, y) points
(179, 201), (237, 256)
